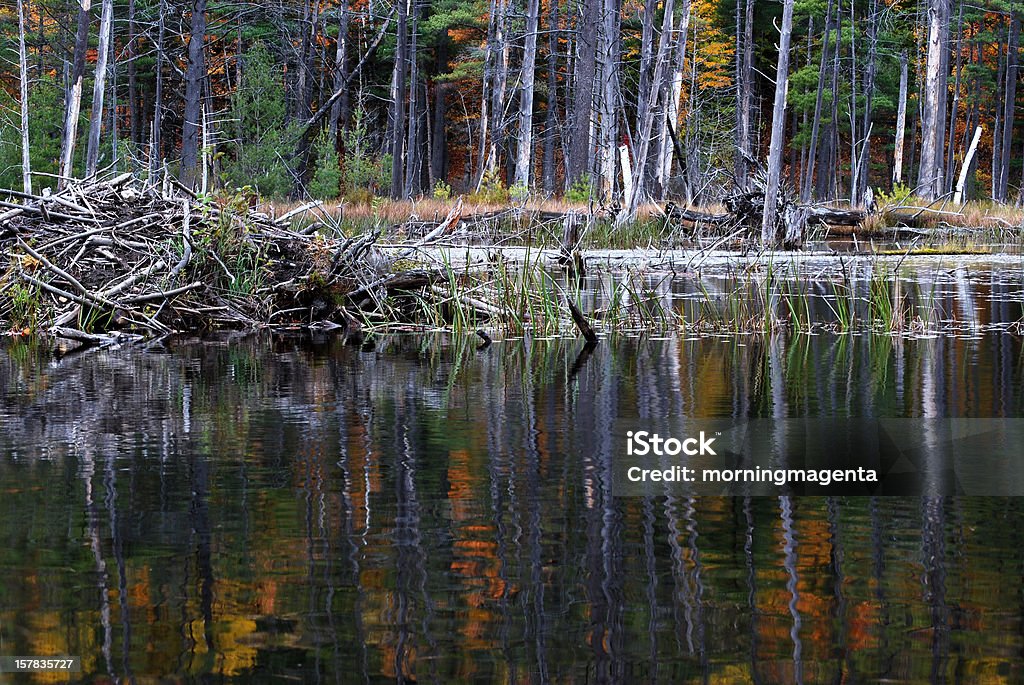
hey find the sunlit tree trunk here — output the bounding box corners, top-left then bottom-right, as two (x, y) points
(893, 52), (908, 185)
(483, 0), (509, 180)
(943, 0), (964, 193)
(151, 0), (166, 176)
(403, 0), (420, 197)
(127, 0), (140, 146)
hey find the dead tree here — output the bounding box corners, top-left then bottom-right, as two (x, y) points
(918, 0), (951, 200)
(17, 0), (31, 195)
(513, 0), (540, 187)
(85, 0), (114, 178)
(181, 0), (208, 187)
(761, 0), (796, 246)
(60, 0), (93, 186)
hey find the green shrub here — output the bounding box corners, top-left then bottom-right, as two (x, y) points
(565, 176), (593, 204)
(877, 182), (914, 207)
(0, 76), (68, 192)
(470, 168), (508, 204)
(223, 42), (295, 198)
(432, 180), (453, 200)
(310, 130), (342, 200)
(340, 107), (391, 199)
(509, 182), (529, 203)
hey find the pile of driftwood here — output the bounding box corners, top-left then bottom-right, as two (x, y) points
(0, 173), (453, 343)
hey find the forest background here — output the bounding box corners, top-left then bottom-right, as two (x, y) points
(0, 0), (1011, 225)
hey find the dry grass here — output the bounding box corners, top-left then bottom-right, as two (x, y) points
(267, 196), (665, 226)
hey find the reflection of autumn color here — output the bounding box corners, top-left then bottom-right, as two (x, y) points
(447, 450), (507, 649)
(379, 642), (417, 681)
(345, 419), (376, 531)
(25, 610), (77, 685)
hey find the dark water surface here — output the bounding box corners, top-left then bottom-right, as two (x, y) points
(2, 332), (1024, 683)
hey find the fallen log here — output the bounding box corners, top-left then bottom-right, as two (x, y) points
(664, 197), (933, 238)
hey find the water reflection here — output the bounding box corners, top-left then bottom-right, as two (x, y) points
(1, 332), (1023, 683)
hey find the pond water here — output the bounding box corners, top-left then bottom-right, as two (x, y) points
(2, 325), (1024, 683)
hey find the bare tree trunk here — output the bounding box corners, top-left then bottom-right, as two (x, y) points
(954, 125), (982, 204)
(992, 30), (1005, 197)
(918, 0), (951, 200)
(330, 0), (350, 140)
(542, 0), (560, 193)
(180, 0), (207, 186)
(848, 0), (858, 203)
(85, 0), (113, 178)
(596, 0), (621, 198)
(17, 0), (32, 194)
(801, 0), (834, 201)
(998, 13), (1019, 202)
(403, 0), (420, 197)
(943, 0), (964, 192)
(567, 0), (599, 188)
(60, 0), (92, 186)
(151, 0), (166, 176)
(389, 0), (408, 198)
(825, 3), (841, 200)
(514, 0), (541, 187)
(297, 0), (314, 118)
(620, 0), (674, 223)
(430, 82), (448, 186)
(735, 0), (755, 191)
(483, 0), (510, 180)
(761, 0), (795, 245)
(127, 0), (139, 146)
(854, 0), (878, 204)
(893, 51), (908, 185)
(656, 0), (691, 198)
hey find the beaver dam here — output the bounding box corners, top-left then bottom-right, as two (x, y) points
(2, 172), (1023, 345)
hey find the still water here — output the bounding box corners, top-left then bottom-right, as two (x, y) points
(1, 331), (1024, 683)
